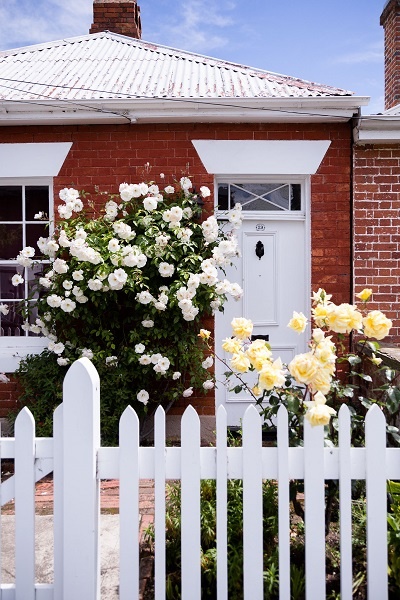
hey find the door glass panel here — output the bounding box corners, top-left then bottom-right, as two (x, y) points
(218, 182), (301, 212)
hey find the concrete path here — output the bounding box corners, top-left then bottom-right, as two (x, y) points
(1, 477), (155, 599)
(1, 514), (120, 599)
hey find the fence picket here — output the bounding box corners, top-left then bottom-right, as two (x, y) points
(304, 418), (326, 599)
(365, 405), (388, 600)
(242, 405), (263, 600)
(62, 357), (101, 600)
(277, 406), (290, 600)
(181, 405), (201, 600)
(53, 404), (63, 600)
(15, 407), (36, 600)
(216, 405), (228, 600)
(154, 406), (166, 600)
(119, 405), (140, 600)
(338, 405), (352, 600)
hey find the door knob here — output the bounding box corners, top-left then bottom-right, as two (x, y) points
(255, 240), (264, 260)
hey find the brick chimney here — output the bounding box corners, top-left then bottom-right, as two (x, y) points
(89, 0), (142, 39)
(381, 0), (400, 109)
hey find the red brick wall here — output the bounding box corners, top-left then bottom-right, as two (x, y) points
(381, 0), (400, 110)
(353, 143), (400, 343)
(0, 121), (353, 415)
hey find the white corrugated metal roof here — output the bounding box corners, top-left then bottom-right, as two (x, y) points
(0, 32), (353, 102)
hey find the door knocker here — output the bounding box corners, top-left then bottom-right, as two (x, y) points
(255, 240), (264, 260)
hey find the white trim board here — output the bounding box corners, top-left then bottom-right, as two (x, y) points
(0, 143), (72, 177)
(192, 140), (331, 175)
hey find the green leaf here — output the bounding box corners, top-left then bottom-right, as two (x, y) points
(386, 387), (400, 414)
(347, 355), (361, 366)
(385, 369), (397, 382)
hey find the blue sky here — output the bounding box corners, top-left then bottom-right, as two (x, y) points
(0, 0), (386, 114)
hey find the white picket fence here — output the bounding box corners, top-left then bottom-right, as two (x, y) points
(0, 357), (399, 599)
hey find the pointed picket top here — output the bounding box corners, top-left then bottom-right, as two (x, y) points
(64, 356), (99, 391)
(242, 403), (261, 428)
(365, 402), (386, 426)
(120, 404), (140, 431)
(15, 406), (35, 432)
(181, 404), (200, 428)
(338, 403), (351, 421)
(277, 404), (289, 428)
(155, 404), (165, 423)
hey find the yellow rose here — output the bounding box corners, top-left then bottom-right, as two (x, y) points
(312, 304), (330, 327)
(309, 367), (333, 395)
(311, 288), (332, 306)
(198, 329), (211, 340)
(314, 338), (336, 367)
(362, 310), (392, 340)
(304, 391), (336, 427)
(231, 317), (253, 340)
(327, 303), (362, 334)
(258, 358), (285, 391)
(356, 288), (373, 302)
(246, 339), (272, 371)
(222, 337), (242, 354)
(288, 352), (319, 385)
(287, 311), (308, 334)
(252, 385), (262, 397)
(230, 352), (251, 373)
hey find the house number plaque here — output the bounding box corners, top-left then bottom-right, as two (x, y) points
(255, 224), (265, 231)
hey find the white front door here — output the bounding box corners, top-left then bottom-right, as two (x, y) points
(215, 180), (310, 425)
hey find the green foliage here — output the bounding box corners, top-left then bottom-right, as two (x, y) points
(11, 351), (63, 437)
(11, 174), (243, 442)
(145, 477), (279, 600)
(388, 480), (400, 591)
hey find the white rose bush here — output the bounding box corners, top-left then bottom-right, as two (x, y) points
(11, 174), (243, 442)
(201, 288), (398, 447)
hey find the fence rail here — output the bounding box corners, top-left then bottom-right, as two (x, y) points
(0, 357), (397, 599)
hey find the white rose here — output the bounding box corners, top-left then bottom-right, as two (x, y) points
(182, 387), (193, 397)
(137, 389), (149, 405)
(203, 380), (214, 390)
(60, 299), (76, 313)
(200, 186), (211, 198)
(143, 196), (158, 211)
(47, 294), (62, 308)
(135, 343), (145, 354)
(11, 274), (24, 286)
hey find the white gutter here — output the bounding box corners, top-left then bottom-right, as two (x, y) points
(0, 96), (370, 126)
(354, 114), (400, 144)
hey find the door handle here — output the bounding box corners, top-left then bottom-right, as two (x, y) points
(255, 240), (264, 260)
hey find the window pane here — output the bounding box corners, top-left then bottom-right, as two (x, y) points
(0, 186), (22, 221)
(27, 264), (45, 300)
(0, 265), (24, 299)
(25, 186), (50, 221)
(0, 301), (24, 337)
(26, 224), (49, 257)
(0, 224), (22, 259)
(291, 184), (301, 210)
(217, 185), (229, 210)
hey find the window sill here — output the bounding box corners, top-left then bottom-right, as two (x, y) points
(0, 338), (48, 373)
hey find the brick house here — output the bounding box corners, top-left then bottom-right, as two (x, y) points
(0, 0), (369, 426)
(353, 0), (400, 344)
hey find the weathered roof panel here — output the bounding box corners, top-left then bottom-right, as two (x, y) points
(0, 32), (353, 102)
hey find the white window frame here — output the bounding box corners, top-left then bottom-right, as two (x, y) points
(0, 177), (53, 372)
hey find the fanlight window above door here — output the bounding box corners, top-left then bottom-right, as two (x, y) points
(217, 183), (301, 212)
